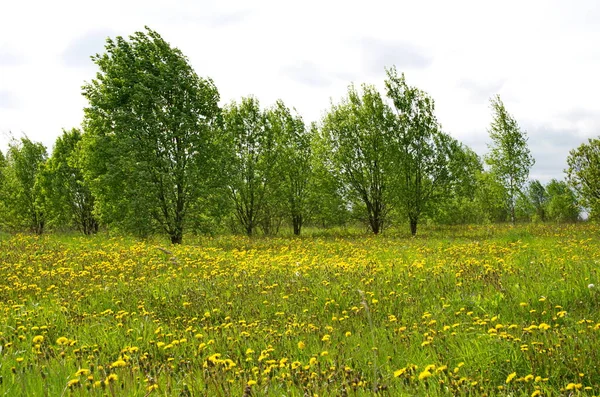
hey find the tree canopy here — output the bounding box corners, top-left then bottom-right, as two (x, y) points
(80, 27), (221, 243)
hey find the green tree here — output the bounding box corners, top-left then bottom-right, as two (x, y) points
(431, 146), (485, 224)
(385, 67), (461, 235)
(1, 137), (47, 234)
(42, 128), (98, 234)
(309, 126), (350, 229)
(80, 27), (221, 243)
(223, 97), (280, 236)
(527, 179), (548, 222)
(270, 102), (313, 235)
(322, 83), (392, 234)
(0, 150), (6, 227)
(566, 138), (600, 219)
(546, 179), (580, 222)
(474, 171), (509, 223)
(484, 95), (535, 224)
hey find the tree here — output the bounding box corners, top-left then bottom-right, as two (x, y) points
(322, 83), (392, 234)
(431, 146), (485, 225)
(385, 67), (460, 235)
(42, 128), (98, 234)
(485, 95), (534, 224)
(0, 150), (6, 228)
(527, 179), (548, 222)
(80, 27), (221, 244)
(310, 125), (351, 229)
(270, 102), (313, 235)
(222, 97), (280, 236)
(474, 171), (509, 223)
(1, 137), (47, 234)
(566, 138), (600, 219)
(546, 179), (579, 222)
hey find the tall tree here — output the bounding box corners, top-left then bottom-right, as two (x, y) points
(431, 145), (485, 225)
(322, 83), (392, 234)
(42, 128), (98, 234)
(566, 138), (600, 219)
(546, 179), (579, 222)
(310, 125), (351, 229)
(271, 102), (313, 235)
(223, 97), (280, 236)
(527, 179), (548, 222)
(1, 138), (47, 234)
(80, 27), (221, 243)
(0, 150), (6, 228)
(484, 95), (534, 224)
(385, 67), (460, 236)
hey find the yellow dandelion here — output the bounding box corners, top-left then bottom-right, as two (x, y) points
(418, 370), (432, 380)
(111, 359), (127, 368)
(506, 372), (517, 383)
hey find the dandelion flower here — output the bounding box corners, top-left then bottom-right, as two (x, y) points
(506, 372), (517, 383)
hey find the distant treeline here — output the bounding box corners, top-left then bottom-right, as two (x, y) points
(0, 28), (598, 243)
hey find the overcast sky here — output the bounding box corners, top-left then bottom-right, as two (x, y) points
(1, 0), (599, 182)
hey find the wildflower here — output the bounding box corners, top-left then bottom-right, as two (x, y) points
(111, 359), (127, 368)
(297, 341), (305, 350)
(75, 368), (90, 376)
(418, 369), (432, 380)
(321, 334), (330, 342)
(588, 284), (595, 289)
(105, 374), (118, 385)
(56, 337), (69, 345)
(247, 380), (257, 386)
(32, 335), (44, 344)
(506, 372), (517, 383)
(565, 383), (582, 390)
(67, 379), (80, 388)
(394, 368), (407, 377)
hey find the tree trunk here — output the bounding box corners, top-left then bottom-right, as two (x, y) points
(409, 217), (418, 236)
(369, 216), (381, 235)
(170, 232), (183, 244)
(292, 215), (302, 236)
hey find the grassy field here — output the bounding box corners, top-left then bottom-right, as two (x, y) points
(1, 224), (599, 396)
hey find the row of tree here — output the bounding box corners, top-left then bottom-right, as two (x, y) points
(1, 28), (598, 243)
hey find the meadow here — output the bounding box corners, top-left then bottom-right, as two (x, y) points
(1, 224), (599, 396)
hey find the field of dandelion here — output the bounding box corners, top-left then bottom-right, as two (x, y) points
(1, 224), (600, 396)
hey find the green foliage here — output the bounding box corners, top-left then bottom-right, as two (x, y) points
(385, 67), (462, 235)
(322, 83), (392, 234)
(0, 137), (47, 234)
(80, 27), (221, 243)
(222, 97), (280, 236)
(474, 171), (509, 223)
(546, 179), (579, 222)
(41, 128), (98, 234)
(309, 125), (351, 229)
(270, 102), (313, 235)
(485, 95), (534, 224)
(527, 180), (548, 222)
(566, 138), (600, 219)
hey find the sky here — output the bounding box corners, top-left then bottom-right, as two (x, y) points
(1, 0), (599, 182)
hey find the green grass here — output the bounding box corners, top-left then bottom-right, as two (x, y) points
(1, 224), (599, 396)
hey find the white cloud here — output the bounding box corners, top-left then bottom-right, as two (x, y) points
(0, 0), (599, 183)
